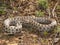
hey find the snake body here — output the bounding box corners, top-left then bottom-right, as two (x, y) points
(4, 16), (57, 34)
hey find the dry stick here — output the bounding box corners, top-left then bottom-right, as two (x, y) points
(47, 1), (59, 18)
(46, 0), (51, 18)
(52, 1), (59, 25)
(47, 6), (51, 18)
(52, 1), (59, 17)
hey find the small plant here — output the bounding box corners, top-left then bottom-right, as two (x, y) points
(35, 10), (45, 17)
(0, 3), (7, 15)
(54, 25), (60, 34)
(38, 0), (48, 10)
(0, 7), (6, 15)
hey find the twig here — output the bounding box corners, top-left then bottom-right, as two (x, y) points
(52, 1), (59, 17)
(47, 6), (51, 18)
(46, 0), (51, 18)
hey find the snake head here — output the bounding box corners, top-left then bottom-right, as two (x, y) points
(4, 18), (22, 35)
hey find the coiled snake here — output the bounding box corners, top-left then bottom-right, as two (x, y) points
(4, 16), (57, 34)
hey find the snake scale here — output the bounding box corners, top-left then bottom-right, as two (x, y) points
(4, 16), (57, 34)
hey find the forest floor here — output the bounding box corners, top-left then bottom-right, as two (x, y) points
(0, 0), (60, 45)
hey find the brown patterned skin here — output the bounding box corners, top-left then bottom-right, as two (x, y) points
(4, 16), (57, 34)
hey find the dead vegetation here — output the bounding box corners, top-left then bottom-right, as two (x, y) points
(0, 0), (60, 45)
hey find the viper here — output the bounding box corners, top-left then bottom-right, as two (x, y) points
(4, 16), (57, 34)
